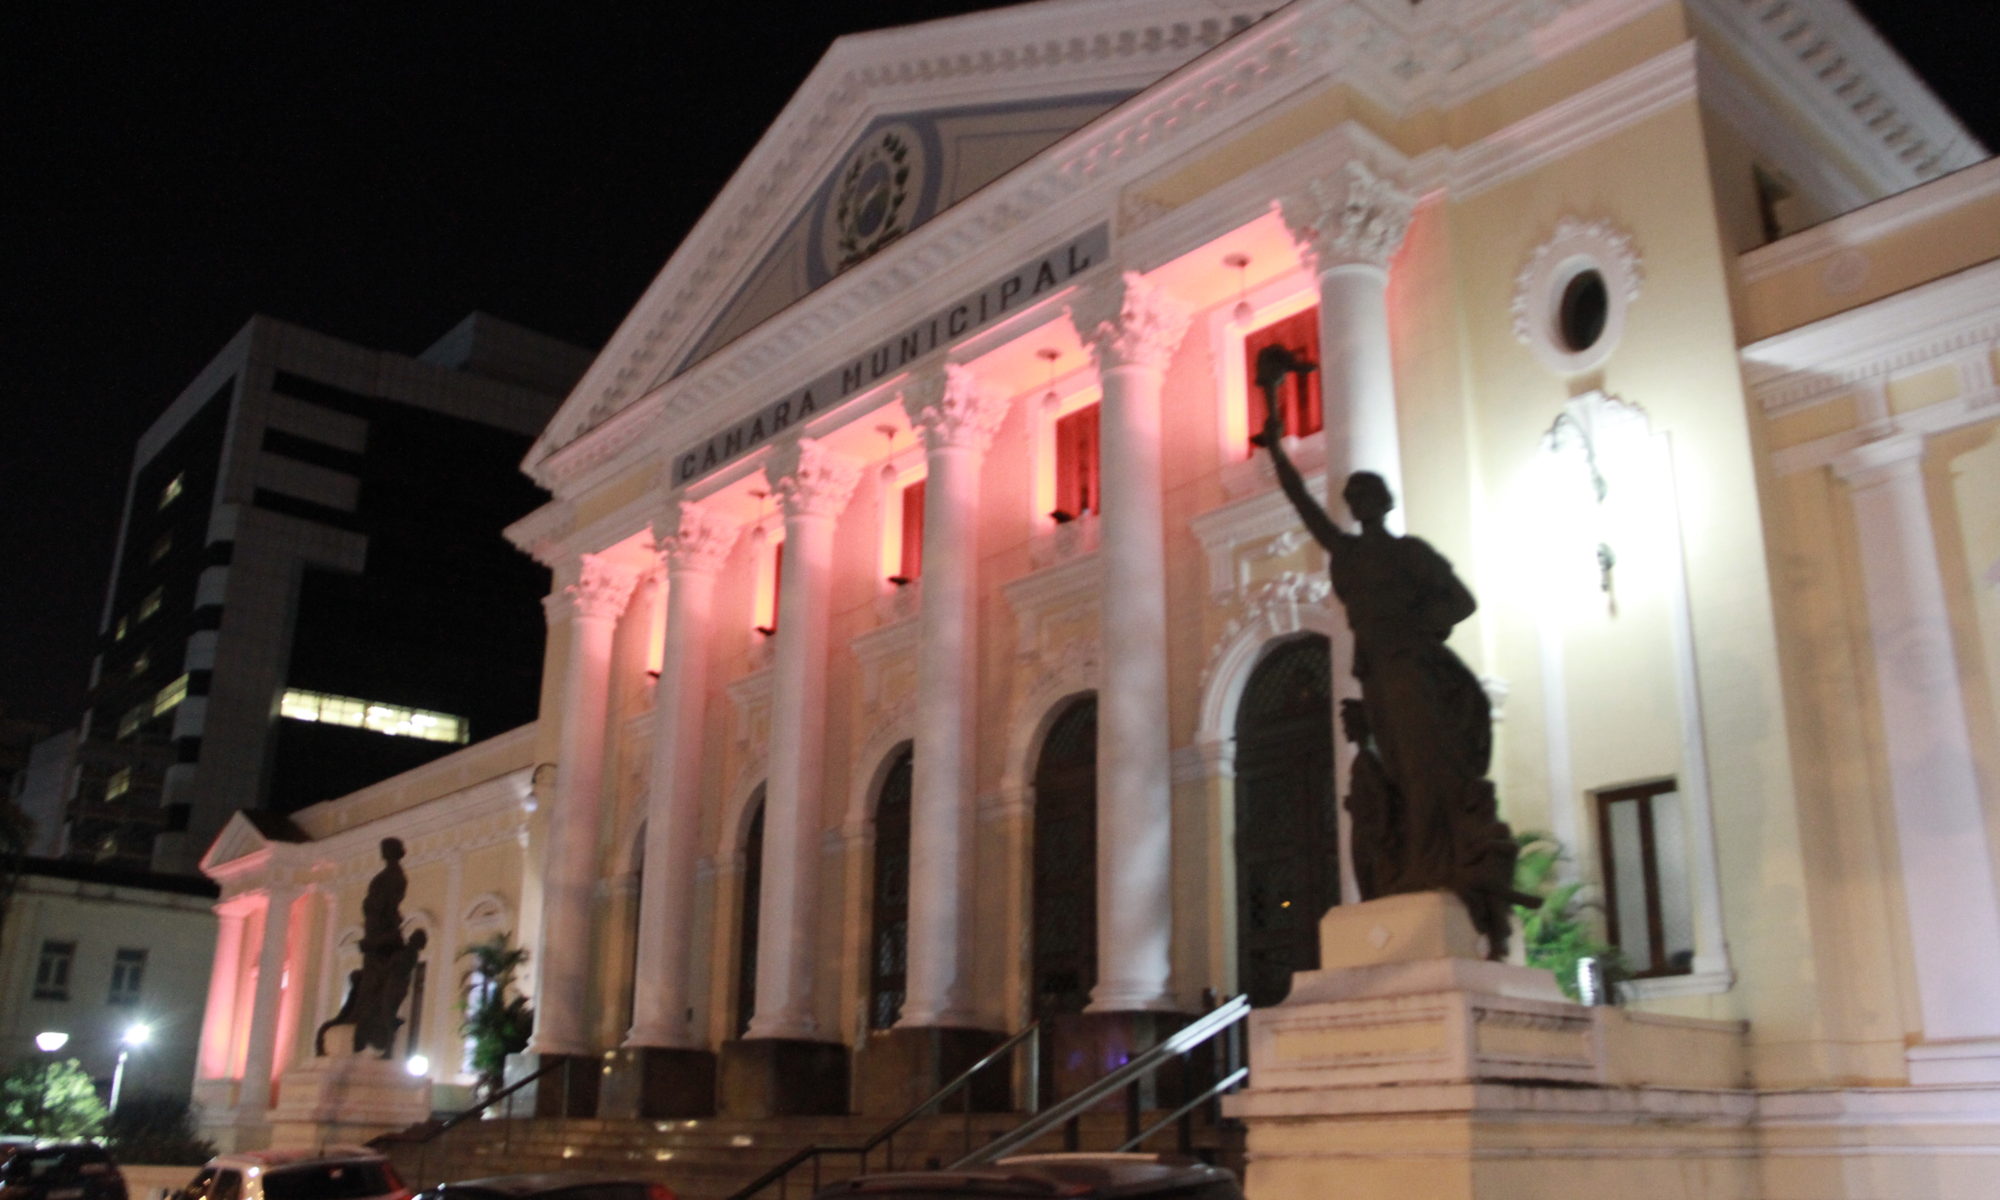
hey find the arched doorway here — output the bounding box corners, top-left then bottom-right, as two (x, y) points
(1233, 635), (1335, 1006)
(1032, 696), (1098, 1022)
(735, 786), (766, 1038)
(869, 746), (913, 1030)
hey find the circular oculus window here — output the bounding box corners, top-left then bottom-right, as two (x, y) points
(1511, 217), (1641, 375)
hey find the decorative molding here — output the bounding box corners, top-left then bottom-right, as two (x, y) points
(903, 363), (1011, 455)
(1189, 475), (1331, 600)
(1740, 157), (2000, 284)
(1074, 270), (1193, 373)
(1196, 573), (1337, 742)
(849, 614), (921, 709)
(727, 668), (775, 789)
(560, 552), (641, 622)
(1511, 216), (1642, 376)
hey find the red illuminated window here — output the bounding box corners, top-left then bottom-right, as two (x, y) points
(1053, 404), (1100, 520)
(1244, 306), (1322, 449)
(756, 538), (783, 636)
(897, 479), (925, 581)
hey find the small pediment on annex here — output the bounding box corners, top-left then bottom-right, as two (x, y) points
(529, 0), (1281, 482)
(200, 808), (311, 879)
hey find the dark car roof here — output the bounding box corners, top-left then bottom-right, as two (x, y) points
(815, 1155), (1238, 1197)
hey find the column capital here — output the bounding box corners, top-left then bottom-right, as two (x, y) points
(654, 498), (740, 577)
(1832, 432), (1925, 487)
(1278, 158), (1414, 272)
(1072, 270), (1192, 374)
(768, 437), (862, 521)
(547, 552), (640, 622)
(903, 363), (1011, 456)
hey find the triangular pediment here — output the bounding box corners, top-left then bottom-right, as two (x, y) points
(529, 0), (1281, 477)
(200, 808), (311, 876)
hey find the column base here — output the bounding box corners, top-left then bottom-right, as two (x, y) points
(1048, 1010), (1191, 1111)
(598, 1047), (717, 1118)
(854, 1026), (1009, 1117)
(504, 1052), (601, 1119)
(1908, 1038), (2000, 1085)
(718, 1038), (850, 1118)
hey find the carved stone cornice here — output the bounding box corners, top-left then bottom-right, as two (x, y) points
(1279, 158), (1415, 273)
(655, 498), (739, 578)
(769, 438), (863, 522)
(1073, 271), (1191, 374)
(556, 552), (640, 622)
(903, 363), (1011, 456)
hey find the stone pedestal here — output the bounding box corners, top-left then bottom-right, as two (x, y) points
(598, 1047), (717, 1118)
(267, 1056), (433, 1150)
(1225, 892), (1753, 1200)
(503, 1051), (600, 1119)
(718, 1038), (850, 1118)
(854, 1027), (1009, 1117)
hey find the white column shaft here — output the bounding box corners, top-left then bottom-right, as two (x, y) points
(536, 599), (625, 1056)
(235, 887), (297, 1113)
(901, 441), (982, 1028)
(1091, 358), (1177, 1013)
(628, 565), (721, 1048)
(1843, 445), (2000, 1050)
(750, 509), (840, 1040)
(197, 907), (249, 1079)
(1315, 263), (1402, 907)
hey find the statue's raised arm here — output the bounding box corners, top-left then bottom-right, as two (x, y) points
(1251, 345), (1344, 552)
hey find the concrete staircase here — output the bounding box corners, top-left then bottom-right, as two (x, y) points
(382, 1110), (1241, 1200)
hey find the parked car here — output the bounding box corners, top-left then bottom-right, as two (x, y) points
(413, 1174), (676, 1200)
(0, 1144), (128, 1200)
(175, 1149), (408, 1200)
(807, 1154), (1243, 1199)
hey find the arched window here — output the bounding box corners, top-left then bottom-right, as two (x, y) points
(1233, 635), (1335, 1006)
(735, 787), (767, 1038)
(1032, 696), (1098, 1022)
(869, 746), (914, 1030)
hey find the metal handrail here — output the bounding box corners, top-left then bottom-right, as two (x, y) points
(1115, 1066), (1247, 1152)
(373, 1060), (563, 1188)
(952, 993), (1252, 1168)
(725, 1020), (1043, 1200)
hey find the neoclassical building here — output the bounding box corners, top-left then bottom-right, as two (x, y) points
(195, 0), (2000, 1189)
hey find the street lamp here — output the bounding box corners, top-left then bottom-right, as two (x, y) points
(109, 1022), (151, 1114)
(33, 1032), (68, 1139)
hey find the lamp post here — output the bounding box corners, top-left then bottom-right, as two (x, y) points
(33, 1031), (68, 1140)
(109, 1022), (150, 1114)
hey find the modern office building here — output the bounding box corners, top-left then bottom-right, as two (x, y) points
(192, 1), (2000, 1193)
(72, 313), (589, 874)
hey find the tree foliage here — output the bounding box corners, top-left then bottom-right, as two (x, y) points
(1, 1057), (106, 1140)
(1512, 832), (1629, 1002)
(459, 934), (533, 1097)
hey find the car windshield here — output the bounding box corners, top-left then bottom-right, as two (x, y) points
(262, 1162), (395, 1200)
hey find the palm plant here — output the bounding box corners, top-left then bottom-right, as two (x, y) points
(1512, 831), (1629, 1002)
(459, 934), (533, 1097)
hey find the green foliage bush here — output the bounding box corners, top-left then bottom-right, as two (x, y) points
(1, 1057), (106, 1140)
(1512, 832), (1629, 1001)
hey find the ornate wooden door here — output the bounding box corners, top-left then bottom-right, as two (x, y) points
(869, 746), (913, 1030)
(1233, 636), (1336, 1006)
(735, 788), (765, 1038)
(1032, 696), (1098, 1022)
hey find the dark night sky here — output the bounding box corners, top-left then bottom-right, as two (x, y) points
(3, 2), (1994, 728)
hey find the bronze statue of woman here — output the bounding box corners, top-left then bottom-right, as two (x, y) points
(1251, 345), (1531, 957)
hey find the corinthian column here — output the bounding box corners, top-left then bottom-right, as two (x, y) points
(1835, 436), (2000, 1084)
(235, 884), (298, 1114)
(627, 501), (739, 1049)
(898, 364), (1010, 1029)
(747, 439), (861, 1040)
(534, 553), (638, 1057)
(1073, 271), (1190, 1013)
(1279, 155), (1413, 906)
(1278, 156), (1415, 513)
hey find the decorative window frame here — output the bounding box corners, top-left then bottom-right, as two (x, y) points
(1511, 217), (1643, 376)
(1027, 372), (1103, 528)
(872, 448), (927, 591)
